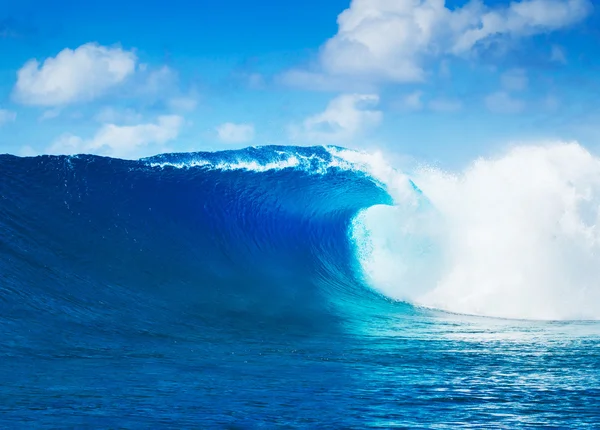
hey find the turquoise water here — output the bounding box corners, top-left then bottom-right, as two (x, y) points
(3, 311), (599, 428)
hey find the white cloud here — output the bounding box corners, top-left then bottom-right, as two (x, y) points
(94, 107), (143, 124)
(501, 68), (528, 91)
(139, 65), (176, 96)
(392, 91), (424, 112)
(543, 94), (560, 111)
(404, 91), (424, 111)
(279, 69), (376, 93)
(216, 123), (255, 144)
(247, 73), (265, 89)
(47, 115), (183, 159)
(168, 95), (198, 112)
(320, 0), (441, 82)
(392, 92), (461, 113)
(428, 98), (462, 113)
(289, 0), (591, 85)
(19, 145), (38, 157)
(485, 91), (525, 114)
(39, 108), (61, 121)
(551, 45), (567, 64)
(131, 66), (199, 110)
(13, 42), (136, 106)
(439, 60), (451, 79)
(293, 93), (382, 143)
(452, 0), (591, 54)
(0, 109), (17, 126)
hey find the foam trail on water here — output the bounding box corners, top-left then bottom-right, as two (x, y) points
(344, 142), (600, 321)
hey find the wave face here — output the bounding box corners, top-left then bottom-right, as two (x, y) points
(0, 146), (400, 344)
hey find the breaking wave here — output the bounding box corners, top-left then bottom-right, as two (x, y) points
(2, 142), (600, 328)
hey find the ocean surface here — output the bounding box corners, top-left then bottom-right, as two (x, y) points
(1, 144), (599, 428)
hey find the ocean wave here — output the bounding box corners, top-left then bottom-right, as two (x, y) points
(0, 147), (392, 338)
(3, 143), (600, 324)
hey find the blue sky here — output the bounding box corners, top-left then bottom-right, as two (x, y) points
(1, 0), (599, 167)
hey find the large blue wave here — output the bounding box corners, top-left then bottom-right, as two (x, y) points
(0, 145), (402, 348)
(4, 144), (600, 429)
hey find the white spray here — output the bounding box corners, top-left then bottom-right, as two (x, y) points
(339, 143), (600, 321)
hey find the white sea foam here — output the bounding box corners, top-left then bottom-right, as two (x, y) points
(344, 142), (600, 321)
(148, 156), (303, 172)
(147, 147), (378, 175)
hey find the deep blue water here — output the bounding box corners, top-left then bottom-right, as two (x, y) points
(1, 146), (599, 428)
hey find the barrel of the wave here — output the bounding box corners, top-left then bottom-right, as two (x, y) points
(349, 177), (443, 306)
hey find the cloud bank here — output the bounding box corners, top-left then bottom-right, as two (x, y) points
(292, 93), (382, 143)
(13, 43), (137, 106)
(216, 123), (255, 143)
(285, 0), (592, 87)
(47, 115), (183, 159)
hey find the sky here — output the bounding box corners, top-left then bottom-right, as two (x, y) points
(1, 0), (599, 167)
